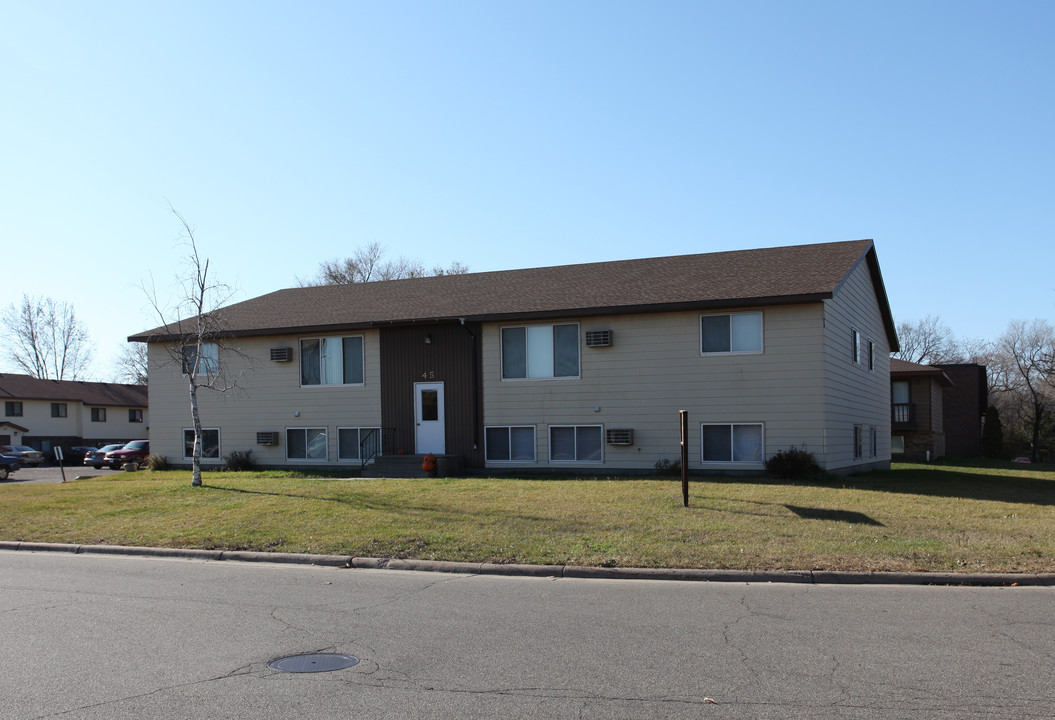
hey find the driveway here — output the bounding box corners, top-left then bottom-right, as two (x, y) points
(0, 464), (124, 484)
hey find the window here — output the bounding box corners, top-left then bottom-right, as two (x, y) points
(868, 340), (875, 371)
(287, 428), (328, 460)
(182, 343), (218, 375)
(549, 425), (602, 462)
(870, 426), (878, 458)
(501, 324), (579, 379)
(853, 424), (863, 460)
(851, 329), (860, 363)
(51, 403), (67, 418)
(338, 427), (382, 461)
(486, 426), (536, 462)
(129, 409), (144, 423)
(701, 313), (763, 354)
(891, 435), (905, 454)
(301, 336), (364, 386)
(183, 429), (220, 459)
(701, 423), (764, 463)
(5, 402), (22, 417)
(91, 407), (107, 422)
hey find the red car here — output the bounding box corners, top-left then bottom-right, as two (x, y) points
(104, 441), (150, 468)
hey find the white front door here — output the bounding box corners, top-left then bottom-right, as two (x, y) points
(415, 382), (445, 454)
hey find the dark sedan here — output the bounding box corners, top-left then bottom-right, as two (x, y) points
(84, 444), (126, 469)
(0, 454), (20, 481)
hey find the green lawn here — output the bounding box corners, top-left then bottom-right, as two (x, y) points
(1, 461), (1052, 573)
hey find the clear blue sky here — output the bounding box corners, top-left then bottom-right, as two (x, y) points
(2, 1), (1052, 380)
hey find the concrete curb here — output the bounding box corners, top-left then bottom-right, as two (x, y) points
(2, 541), (1053, 586)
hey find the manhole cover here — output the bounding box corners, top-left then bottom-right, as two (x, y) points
(268, 653), (360, 673)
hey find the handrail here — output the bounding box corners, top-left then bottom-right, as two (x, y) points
(359, 428), (394, 469)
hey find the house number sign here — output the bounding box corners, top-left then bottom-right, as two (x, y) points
(421, 371), (437, 380)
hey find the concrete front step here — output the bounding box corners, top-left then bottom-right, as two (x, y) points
(362, 454), (463, 479)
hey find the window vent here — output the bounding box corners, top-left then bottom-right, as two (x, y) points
(270, 347), (292, 362)
(256, 432), (280, 446)
(606, 428), (633, 445)
(585, 330), (612, 347)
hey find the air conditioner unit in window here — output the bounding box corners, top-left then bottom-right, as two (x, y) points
(256, 432), (280, 446)
(585, 330), (612, 347)
(606, 428), (633, 445)
(270, 347), (292, 362)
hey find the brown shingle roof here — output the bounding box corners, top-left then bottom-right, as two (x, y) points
(0, 374), (148, 407)
(890, 358), (954, 385)
(131, 239), (897, 348)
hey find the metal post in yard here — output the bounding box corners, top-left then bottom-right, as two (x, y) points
(679, 410), (689, 507)
(54, 447), (67, 483)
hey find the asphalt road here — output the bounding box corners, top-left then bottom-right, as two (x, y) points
(1, 551), (1052, 719)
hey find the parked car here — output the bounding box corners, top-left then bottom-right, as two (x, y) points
(1, 445), (45, 466)
(84, 444), (125, 469)
(104, 440), (150, 468)
(0, 454), (20, 481)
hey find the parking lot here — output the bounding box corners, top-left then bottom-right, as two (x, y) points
(0, 464), (123, 484)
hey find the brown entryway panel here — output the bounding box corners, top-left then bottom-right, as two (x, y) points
(379, 323), (483, 468)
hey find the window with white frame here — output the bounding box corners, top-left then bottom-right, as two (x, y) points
(485, 426), (536, 462)
(337, 427), (382, 461)
(287, 428), (328, 460)
(501, 324), (579, 379)
(701, 423), (764, 463)
(301, 336), (364, 386)
(701, 312), (763, 354)
(851, 329), (860, 364)
(183, 428), (220, 459)
(549, 425), (602, 462)
(182, 343), (219, 375)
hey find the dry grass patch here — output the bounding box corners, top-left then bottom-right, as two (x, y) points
(1, 460), (1052, 573)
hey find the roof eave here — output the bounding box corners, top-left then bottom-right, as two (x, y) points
(134, 293), (835, 341)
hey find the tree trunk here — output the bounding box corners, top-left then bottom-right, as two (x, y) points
(189, 376), (203, 487)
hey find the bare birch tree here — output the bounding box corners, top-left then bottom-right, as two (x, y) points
(145, 208), (242, 486)
(1, 294), (94, 380)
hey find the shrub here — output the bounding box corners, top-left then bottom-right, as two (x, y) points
(764, 446), (822, 480)
(982, 406), (1004, 459)
(654, 458), (682, 476)
(224, 449), (255, 471)
(145, 454), (169, 471)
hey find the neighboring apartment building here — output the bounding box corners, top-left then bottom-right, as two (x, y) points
(131, 239), (898, 474)
(0, 374), (149, 456)
(890, 359), (987, 461)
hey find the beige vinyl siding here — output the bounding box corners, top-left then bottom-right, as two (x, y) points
(482, 305), (829, 471)
(930, 379), (944, 433)
(78, 403), (149, 441)
(146, 332), (381, 465)
(10, 399), (80, 438)
(821, 258), (892, 471)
